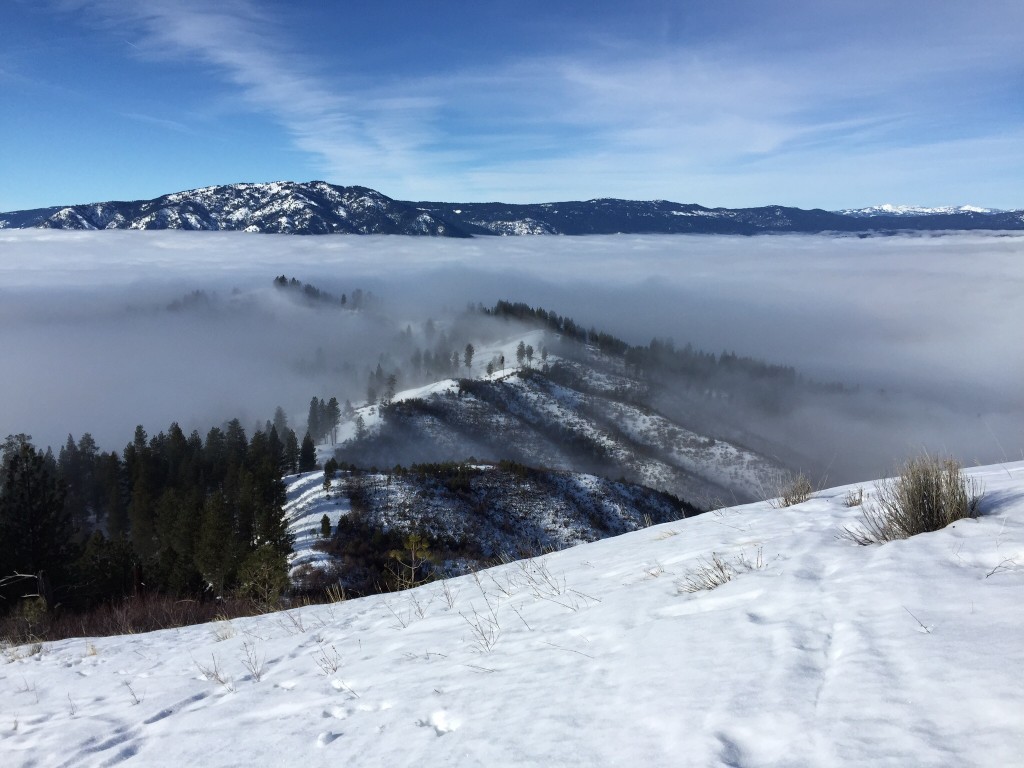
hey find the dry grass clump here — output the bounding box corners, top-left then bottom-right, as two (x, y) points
(767, 472), (814, 508)
(677, 548), (765, 593)
(842, 455), (982, 545)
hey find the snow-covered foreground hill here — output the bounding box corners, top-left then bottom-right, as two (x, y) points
(4, 463), (1023, 766)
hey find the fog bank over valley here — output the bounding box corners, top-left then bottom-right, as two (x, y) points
(1, 230), (1021, 487)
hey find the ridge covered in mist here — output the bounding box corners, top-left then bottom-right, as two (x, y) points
(2, 230), (1021, 497)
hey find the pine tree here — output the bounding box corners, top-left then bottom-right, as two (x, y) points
(320, 513), (331, 538)
(58, 433), (88, 531)
(127, 439), (158, 561)
(100, 451), (127, 539)
(284, 428), (300, 474)
(464, 343), (475, 371)
(306, 397), (321, 445)
(299, 432), (317, 472)
(194, 492), (237, 595)
(0, 440), (73, 606)
(272, 406), (289, 437)
(325, 397), (341, 445)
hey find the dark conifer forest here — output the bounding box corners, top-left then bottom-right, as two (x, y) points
(0, 419), (295, 639)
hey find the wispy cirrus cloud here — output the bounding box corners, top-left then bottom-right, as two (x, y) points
(53, 0), (1024, 206)
(57, 0), (447, 187)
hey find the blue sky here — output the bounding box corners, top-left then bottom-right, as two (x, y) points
(1, 0), (1022, 211)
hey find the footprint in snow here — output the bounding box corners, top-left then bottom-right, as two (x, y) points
(417, 710), (459, 736)
(316, 731), (341, 747)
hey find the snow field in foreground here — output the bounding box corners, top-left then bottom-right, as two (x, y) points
(2, 463), (1022, 767)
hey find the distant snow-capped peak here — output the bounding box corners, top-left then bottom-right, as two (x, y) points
(837, 203), (1004, 217)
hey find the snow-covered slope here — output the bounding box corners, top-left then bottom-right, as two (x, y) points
(283, 463), (693, 591)
(333, 332), (785, 508)
(4, 462), (1022, 766)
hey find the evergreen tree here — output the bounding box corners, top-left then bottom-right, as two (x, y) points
(516, 340), (526, 366)
(299, 432), (317, 472)
(284, 428), (300, 475)
(194, 492), (237, 595)
(58, 433), (89, 532)
(0, 440), (73, 606)
(306, 397), (321, 445)
(325, 397), (341, 445)
(224, 419), (248, 469)
(100, 452), (127, 539)
(272, 406), (289, 437)
(464, 343), (475, 371)
(320, 513), (331, 538)
(268, 425), (285, 475)
(126, 431), (158, 561)
(76, 433), (101, 520)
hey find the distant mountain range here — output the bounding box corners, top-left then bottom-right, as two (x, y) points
(2, 181), (1021, 236)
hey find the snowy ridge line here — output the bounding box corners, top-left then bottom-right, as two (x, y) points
(328, 329), (786, 509)
(3, 181), (1021, 233)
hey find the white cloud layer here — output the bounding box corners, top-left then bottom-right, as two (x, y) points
(1, 230), (1022, 485)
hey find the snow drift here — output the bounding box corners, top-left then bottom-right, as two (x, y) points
(3, 462), (1022, 766)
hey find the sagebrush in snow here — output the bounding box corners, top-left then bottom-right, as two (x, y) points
(767, 472), (814, 508)
(842, 455), (982, 544)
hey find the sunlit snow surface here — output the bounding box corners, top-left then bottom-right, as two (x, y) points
(4, 463), (1023, 766)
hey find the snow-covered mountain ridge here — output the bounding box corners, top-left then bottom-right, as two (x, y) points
(838, 203), (1005, 217)
(0, 182), (464, 236)
(5, 461), (1022, 766)
(1, 181), (1020, 234)
(326, 329), (789, 509)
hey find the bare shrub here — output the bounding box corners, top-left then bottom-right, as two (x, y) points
(841, 456), (982, 545)
(779, 473), (813, 507)
(677, 548), (764, 593)
(194, 654), (234, 692)
(843, 488), (864, 507)
(765, 472), (814, 508)
(240, 640), (265, 682)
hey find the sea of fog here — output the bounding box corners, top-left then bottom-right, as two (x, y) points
(1, 229), (1021, 484)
